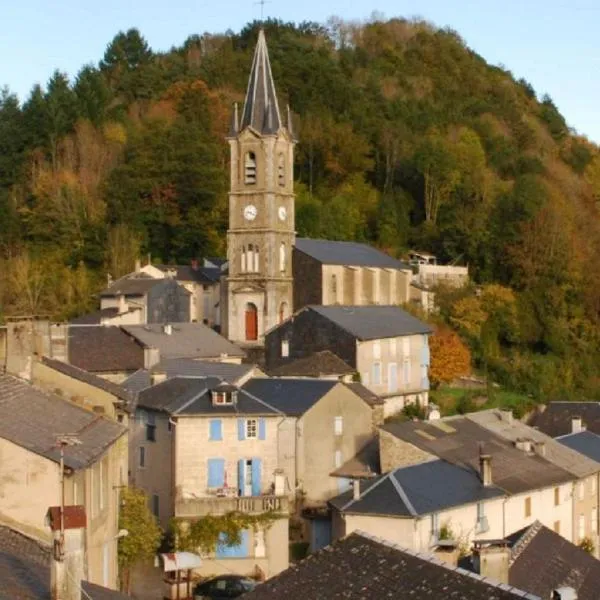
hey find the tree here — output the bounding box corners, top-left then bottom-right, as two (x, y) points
(118, 487), (162, 594)
(428, 326), (471, 387)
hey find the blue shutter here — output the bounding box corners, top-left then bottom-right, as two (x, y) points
(238, 418), (246, 441)
(209, 419), (222, 441)
(238, 459), (245, 496)
(258, 418), (266, 440)
(207, 458), (225, 487)
(215, 530), (249, 558)
(251, 458), (262, 496)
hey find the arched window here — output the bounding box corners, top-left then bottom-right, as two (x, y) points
(245, 303), (258, 341)
(254, 246), (260, 272)
(278, 153), (285, 187)
(244, 152), (257, 185)
(241, 245), (246, 272)
(279, 242), (286, 272)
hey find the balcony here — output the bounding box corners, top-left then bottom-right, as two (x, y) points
(175, 495), (289, 518)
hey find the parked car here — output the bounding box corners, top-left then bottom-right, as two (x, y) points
(194, 574), (258, 599)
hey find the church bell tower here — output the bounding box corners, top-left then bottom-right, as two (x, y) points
(223, 30), (296, 345)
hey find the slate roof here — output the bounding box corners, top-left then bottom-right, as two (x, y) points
(529, 402), (600, 437)
(122, 358), (256, 393)
(122, 323), (245, 359)
(70, 307), (120, 325)
(42, 356), (135, 407)
(0, 525), (128, 600)
(468, 409), (600, 478)
(99, 272), (162, 297)
(330, 459), (505, 516)
(556, 430), (600, 463)
(242, 378), (338, 416)
(268, 351), (354, 378)
(381, 417), (575, 494)
(294, 237), (410, 270)
(331, 438), (380, 478)
(507, 521), (600, 599)
(242, 532), (539, 600)
(343, 382), (383, 407)
(138, 376), (279, 416)
(68, 326), (145, 373)
(154, 264), (221, 284)
(0, 374), (127, 470)
(307, 305), (432, 340)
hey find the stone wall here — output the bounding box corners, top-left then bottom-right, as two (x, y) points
(378, 429), (435, 472)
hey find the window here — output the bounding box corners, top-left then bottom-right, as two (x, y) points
(152, 494), (159, 518)
(402, 337), (411, 357)
(524, 496), (531, 518)
(146, 412), (156, 442)
(579, 482), (585, 501)
(244, 152), (256, 184)
(373, 341), (381, 360)
(389, 338), (397, 357)
(372, 362), (382, 385)
(246, 419), (258, 439)
(431, 513), (439, 536)
(593, 508), (598, 534)
(334, 450), (342, 468)
(212, 391), (236, 406)
(476, 502), (488, 532)
(209, 419), (223, 441)
(139, 446), (145, 468)
(277, 153), (285, 186)
(216, 530), (250, 558)
(254, 246), (260, 272)
(281, 339), (289, 357)
(334, 416), (343, 436)
(279, 242), (286, 272)
(388, 363), (398, 393)
(579, 514), (585, 540)
(241, 246), (246, 271)
(554, 521), (561, 534)
(554, 487), (560, 506)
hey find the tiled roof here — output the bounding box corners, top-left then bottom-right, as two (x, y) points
(307, 305), (432, 340)
(295, 238), (410, 269)
(468, 409), (600, 478)
(242, 378), (338, 416)
(0, 525), (128, 600)
(122, 323), (245, 359)
(268, 351), (354, 378)
(70, 307), (120, 325)
(507, 521), (600, 599)
(0, 375), (127, 471)
(68, 326), (145, 373)
(242, 532), (540, 600)
(154, 264), (221, 283)
(331, 438), (380, 478)
(99, 273), (162, 297)
(343, 382), (383, 407)
(41, 357), (135, 407)
(528, 402), (600, 437)
(122, 358), (255, 393)
(382, 417), (575, 494)
(330, 459), (505, 516)
(137, 376), (280, 416)
(556, 430), (600, 463)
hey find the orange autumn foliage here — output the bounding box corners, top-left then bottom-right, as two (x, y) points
(429, 327), (472, 387)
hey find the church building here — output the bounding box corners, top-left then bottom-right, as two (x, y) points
(221, 31), (414, 346)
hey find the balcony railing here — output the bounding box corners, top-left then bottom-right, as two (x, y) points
(175, 494), (289, 518)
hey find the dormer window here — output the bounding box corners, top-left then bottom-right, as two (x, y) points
(245, 152), (257, 185)
(211, 384), (239, 406)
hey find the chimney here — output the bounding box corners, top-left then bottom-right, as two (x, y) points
(117, 294), (127, 315)
(479, 454), (492, 487)
(47, 505), (86, 600)
(134, 259), (141, 273)
(472, 540), (510, 584)
(151, 371), (167, 385)
(572, 416), (583, 434)
(163, 323), (172, 336)
(552, 587), (578, 600)
(432, 539), (460, 567)
(515, 438), (533, 453)
(353, 479), (361, 501)
(534, 441), (546, 457)
(500, 409), (513, 424)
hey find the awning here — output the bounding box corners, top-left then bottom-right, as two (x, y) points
(160, 552), (202, 572)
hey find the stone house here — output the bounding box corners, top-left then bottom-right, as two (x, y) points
(265, 305), (432, 417)
(130, 375), (289, 579)
(0, 374), (127, 590)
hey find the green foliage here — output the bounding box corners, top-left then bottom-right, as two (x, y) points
(578, 537), (595, 554)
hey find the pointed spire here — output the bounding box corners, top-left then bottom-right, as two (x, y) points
(228, 102), (239, 137)
(240, 29), (283, 135)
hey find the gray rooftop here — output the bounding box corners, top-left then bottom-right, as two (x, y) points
(295, 237), (410, 269)
(307, 305), (432, 340)
(242, 378), (338, 416)
(122, 358), (256, 393)
(528, 402), (600, 438)
(154, 264), (221, 284)
(556, 430), (600, 463)
(330, 459), (505, 517)
(268, 350), (354, 378)
(99, 273), (162, 297)
(0, 375), (127, 471)
(122, 323), (245, 359)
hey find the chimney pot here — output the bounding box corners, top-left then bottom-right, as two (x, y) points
(571, 416), (583, 434)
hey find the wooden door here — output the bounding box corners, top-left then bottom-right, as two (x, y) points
(245, 303), (258, 341)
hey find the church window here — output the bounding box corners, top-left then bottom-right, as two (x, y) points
(278, 153), (285, 186)
(279, 243), (286, 272)
(244, 152), (257, 184)
(254, 246), (260, 272)
(241, 246), (247, 272)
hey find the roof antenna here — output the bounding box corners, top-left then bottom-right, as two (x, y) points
(254, 0), (271, 22)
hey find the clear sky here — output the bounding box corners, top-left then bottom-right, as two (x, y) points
(3, 0), (599, 142)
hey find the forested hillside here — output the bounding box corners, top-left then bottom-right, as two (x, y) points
(1, 18), (599, 399)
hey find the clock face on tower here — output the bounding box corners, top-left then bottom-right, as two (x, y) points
(278, 206), (287, 221)
(244, 204), (257, 221)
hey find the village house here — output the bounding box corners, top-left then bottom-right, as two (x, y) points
(379, 417), (579, 544)
(529, 401), (600, 437)
(0, 374), (127, 590)
(265, 305), (432, 416)
(130, 375), (289, 579)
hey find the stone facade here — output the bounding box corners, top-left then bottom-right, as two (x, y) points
(378, 429), (436, 472)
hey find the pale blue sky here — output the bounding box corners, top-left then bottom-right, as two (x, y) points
(3, 0), (599, 142)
